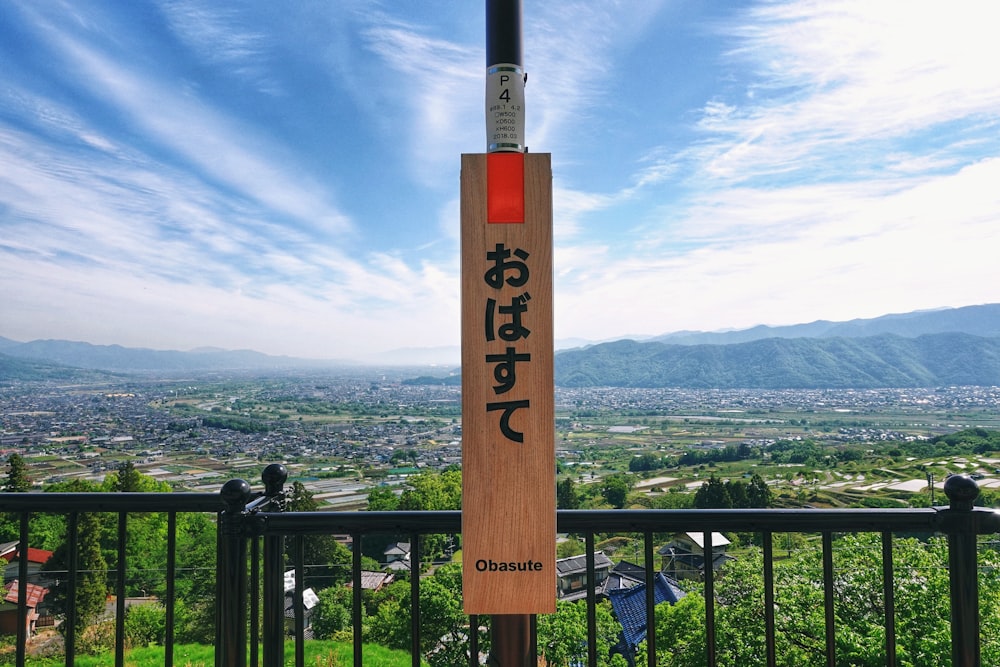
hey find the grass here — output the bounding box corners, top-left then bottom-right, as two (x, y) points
(14, 641), (420, 667)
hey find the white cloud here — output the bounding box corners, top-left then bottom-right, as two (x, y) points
(695, 0), (1000, 183)
(361, 17), (482, 179)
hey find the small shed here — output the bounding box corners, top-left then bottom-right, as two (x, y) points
(0, 580), (49, 636)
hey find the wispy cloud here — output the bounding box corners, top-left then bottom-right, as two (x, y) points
(692, 0), (1000, 183)
(360, 15), (482, 180)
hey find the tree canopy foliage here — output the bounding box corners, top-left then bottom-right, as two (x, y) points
(644, 533), (1000, 666)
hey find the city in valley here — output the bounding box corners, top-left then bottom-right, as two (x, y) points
(3, 371), (1000, 509)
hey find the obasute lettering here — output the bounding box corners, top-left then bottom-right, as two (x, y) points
(474, 558), (544, 572)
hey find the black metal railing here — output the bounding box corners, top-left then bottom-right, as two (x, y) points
(2, 465), (999, 667)
(221, 465), (1000, 667)
(0, 490), (223, 667)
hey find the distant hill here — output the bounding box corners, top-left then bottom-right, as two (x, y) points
(8, 303), (1000, 382)
(0, 338), (348, 373)
(0, 352), (119, 382)
(650, 303), (1000, 346)
(554, 332), (1000, 388)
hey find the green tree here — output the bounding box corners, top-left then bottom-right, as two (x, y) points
(97, 464), (171, 596)
(0, 453), (32, 541)
(725, 480), (748, 508)
(43, 509), (109, 636)
(367, 485), (400, 511)
(693, 476), (732, 509)
(124, 602), (167, 647)
(172, 512), (217, 644)
(286, 481), (353, 587)
(397, 469), (462, 511)
(366, 573), (465, 661)
(648, 489), (695, 510)
(311, 584), (354, 639)
(111, 461), (144, 492)
(557, 476), (581, 509)
(4, 453), (31, 492)
(392, 470), (462, 561)
(647, 593), (708, 666)
(537, 599), (627, 666)
(629, 452), (662, 472)
(649, 533), (1000, 666)
(602, 474), (634, 509)
(745, 473), (772, 508)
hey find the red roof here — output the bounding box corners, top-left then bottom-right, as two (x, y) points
(4, 580), (48, 608)
(2, 547), (53, 565)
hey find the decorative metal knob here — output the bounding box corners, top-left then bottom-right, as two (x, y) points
(262, 463), (288, 496)
(221, 478), (252, 512)
(944, 474), (979, 511)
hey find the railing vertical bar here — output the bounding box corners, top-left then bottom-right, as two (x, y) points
(250, 535), (260, 667)
(352, 532), (363, 667)
(410, 533), (422, 667)
(469, 614), (479, 667)
(644, 530), (656, 666)
(585, 530), (597, 667)
(530, 614), (538, 666)
(65, 511), (79, 667)
(822, 531), (836, 667)
(218, 480), (251, 667)
(263, 524), (284, 667)
(16, 511), (30, 667)
(763, 531), (777, 667)
(165, 512), (177, 667)
(115, 511), (128, 667)
(947, 506), (981, 666)
(293, 535), (306, 667)
(881, 531), (896, 667)
(704, 530), (716, 667)
(260, 463), (287, 667)
(215, 511), (223, 667)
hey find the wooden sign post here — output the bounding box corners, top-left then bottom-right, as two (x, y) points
(461, 151), (555, 615)
(462, 1), (555, 637)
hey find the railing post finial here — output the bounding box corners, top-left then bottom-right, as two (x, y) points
(221, 478), (252, 514)
(261, 463), (288, 498)
(944, 474), (979, 512)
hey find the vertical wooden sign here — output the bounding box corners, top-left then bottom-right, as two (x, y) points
(461, 152), (555, 614)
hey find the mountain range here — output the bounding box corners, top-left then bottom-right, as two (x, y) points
(3, 303), (1000, 387)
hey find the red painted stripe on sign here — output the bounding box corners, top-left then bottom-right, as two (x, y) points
(487, 152), (525, 223)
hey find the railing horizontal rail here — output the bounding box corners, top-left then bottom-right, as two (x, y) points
(248, 506), (1000, 536)
(0, 491), (223, 513)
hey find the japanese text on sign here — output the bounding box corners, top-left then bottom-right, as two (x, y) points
(483, 242), (531, 443)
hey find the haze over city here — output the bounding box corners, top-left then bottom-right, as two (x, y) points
(3, 1), (999, 361)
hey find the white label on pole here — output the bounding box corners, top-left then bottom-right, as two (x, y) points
(486, 64), (525, 152)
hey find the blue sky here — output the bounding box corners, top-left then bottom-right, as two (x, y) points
(2, 1), (999, 362)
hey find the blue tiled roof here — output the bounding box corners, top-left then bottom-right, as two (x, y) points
(607, 572), (686, 651)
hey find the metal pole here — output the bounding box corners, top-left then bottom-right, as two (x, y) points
(484, 2), (532, 659)
(486, 0), (525, 153)
(490, 615), (532, 666)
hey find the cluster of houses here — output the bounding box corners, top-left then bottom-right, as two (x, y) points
(555, 531), (731, 601)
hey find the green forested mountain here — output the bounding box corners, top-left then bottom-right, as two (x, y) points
(554, 332), (1000, 388)
(652, 303), (1000, 345)
(0, 352), (116, 382)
